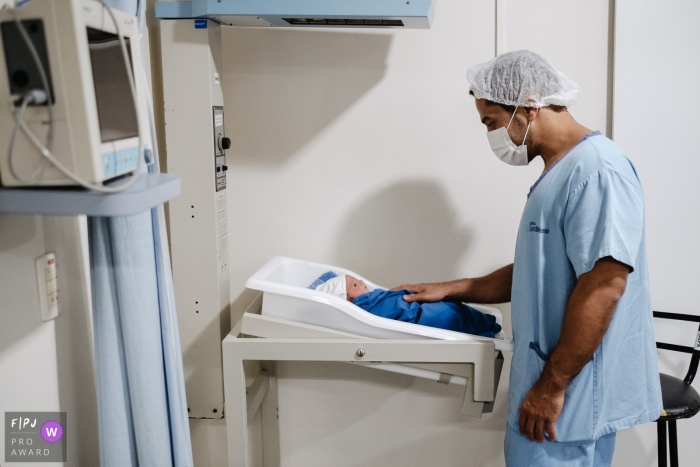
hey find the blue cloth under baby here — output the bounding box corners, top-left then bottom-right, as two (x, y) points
(352, 289), (502, 338)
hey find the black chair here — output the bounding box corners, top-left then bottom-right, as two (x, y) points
(653, 311), (700, 467)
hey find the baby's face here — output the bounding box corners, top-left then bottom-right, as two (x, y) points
(346, 275), (370, 301)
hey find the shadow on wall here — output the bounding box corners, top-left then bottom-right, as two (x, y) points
(278, 358), (511, 466)
(333, 180), (473, 287)
(223, 28), (393, 166)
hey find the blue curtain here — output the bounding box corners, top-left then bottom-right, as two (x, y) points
(88, 1), (193, 466)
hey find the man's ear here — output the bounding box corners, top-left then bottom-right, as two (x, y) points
(524, 107), (540, 123)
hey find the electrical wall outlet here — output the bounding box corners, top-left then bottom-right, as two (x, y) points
(36, 252), (59, 321)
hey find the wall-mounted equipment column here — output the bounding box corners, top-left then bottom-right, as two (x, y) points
(160, 19), (230, 419)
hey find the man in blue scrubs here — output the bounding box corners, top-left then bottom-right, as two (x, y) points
(394, 51), (662, 466)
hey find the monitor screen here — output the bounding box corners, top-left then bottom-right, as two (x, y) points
(87, 28), (138, 143)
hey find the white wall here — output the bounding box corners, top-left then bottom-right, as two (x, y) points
(207, 0), (633, 466)
(502, 0), (614, 137)
(612, 1), (700, 465)
(0, 215), (99, 466)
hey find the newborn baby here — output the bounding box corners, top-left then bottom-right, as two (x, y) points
(314, 274), (501, 338)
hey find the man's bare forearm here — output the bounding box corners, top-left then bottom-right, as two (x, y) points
(540, 258), (628, 391)
(445, 263), (513, 304)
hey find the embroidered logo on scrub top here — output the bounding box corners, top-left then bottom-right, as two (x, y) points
(529, 222), (549, 234)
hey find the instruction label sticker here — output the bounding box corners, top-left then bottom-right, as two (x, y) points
(215, 114), (223, 127)
(215, 192), (228, 262)
(217, 233), (228, 262)
(695, 331), (700, 350)
(194, 19), (207, 29)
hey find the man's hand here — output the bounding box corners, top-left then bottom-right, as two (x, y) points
(518, 375), (566, 442)
(390, 282), (451, 303)
(390, 264), (514, 305)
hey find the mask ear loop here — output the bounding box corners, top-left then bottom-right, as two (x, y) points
(506, 107), (518, 130)
(521, 106), (537, 145)
(508, 107), (532, 146)
(522, 121), (531, 146)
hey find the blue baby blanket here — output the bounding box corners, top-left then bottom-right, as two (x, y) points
(352, 289), (502, 338)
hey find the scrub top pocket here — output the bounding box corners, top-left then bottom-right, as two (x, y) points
(524, 342), (597, 444)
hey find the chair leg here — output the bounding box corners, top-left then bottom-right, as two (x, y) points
(657, 420), (667, 467)
(668, 420), (679, 467)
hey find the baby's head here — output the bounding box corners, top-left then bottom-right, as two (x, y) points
(345, 275), (370, 301)
(315, 274), (369, 301)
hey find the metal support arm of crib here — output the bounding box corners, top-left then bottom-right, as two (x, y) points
(222, 313), (500, 467)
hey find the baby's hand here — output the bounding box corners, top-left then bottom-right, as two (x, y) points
(390, 283), (450, 303)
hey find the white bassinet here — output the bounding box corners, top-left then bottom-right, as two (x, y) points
(246, 256), (514, 352)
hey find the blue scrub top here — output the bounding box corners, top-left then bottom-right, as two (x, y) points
(508, 133), (663, 444)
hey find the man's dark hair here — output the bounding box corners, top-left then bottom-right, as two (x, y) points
(469, 90), (516, 113)
(469, 90), (566, 113)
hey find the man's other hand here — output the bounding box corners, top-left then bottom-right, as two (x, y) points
(518, 376), (566, 443)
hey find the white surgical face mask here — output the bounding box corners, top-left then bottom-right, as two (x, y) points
(486, 108), (531, 166)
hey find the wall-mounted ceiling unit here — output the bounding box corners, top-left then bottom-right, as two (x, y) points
(155, 0), (436, 29)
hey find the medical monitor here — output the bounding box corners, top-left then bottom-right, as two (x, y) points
(0, 0), (149, 187)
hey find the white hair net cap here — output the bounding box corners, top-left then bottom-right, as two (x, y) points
(315, 275), (347, 300)
(467, 50), (581, 108)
